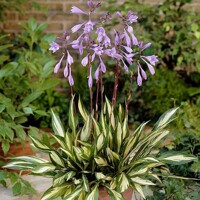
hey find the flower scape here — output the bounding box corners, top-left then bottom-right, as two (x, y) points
(4, 1), (195, 200)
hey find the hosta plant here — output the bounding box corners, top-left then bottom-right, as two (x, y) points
(4, 100), (195, 200)
(3, 0), (196, 199)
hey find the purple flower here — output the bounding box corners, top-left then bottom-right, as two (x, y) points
(93, 45), (103, 56)
(143, 55), (158, 66)
(138, 42), (151, 51)
(124, 29), (131, 47)
(137, 69), (142, 86)
(64, 65), (68, 77)
(71, 23), (85, 33)
(67, 51), (74, 65)
(88, 67), (93, 88)
(116, 11), (123, 18)
(122, 60), (129, 72)
(49, 42), (60, 53)
(94, 67), (100, 80)
(81, 54), (89, 66)
(96, 27), (105, 42)
(88, 74), (93, 88)
(68, 74), (74, 86)
(127, 11), (138, 24)
(83, 21), (95, 34)
(127, 26), (138, 45)
(88, 0), (101, 12)
(71, 6), (88, 15)
(99, 57), (106, 73)
(104, 47), (122, 59)
(141, 55), (158, 75)
(54, 54), (64, 73)
(137, 62), (147, 80)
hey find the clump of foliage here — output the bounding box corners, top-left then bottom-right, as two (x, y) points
(140, 68), (189, 120)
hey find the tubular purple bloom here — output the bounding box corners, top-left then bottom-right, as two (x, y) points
(141, 57), (155, 75)
(81, 54), (89, 66)
(68, 72), (74, 86)
(88, 74), (93, 88)
(94, 67), (100, 80)
(93, 46), (103, 56)
(54, 54), (64, 73)
(144, 55), (158, 66)
(67, 51), (74, 65)
(49, 42), (60, 53)
(122, 60), (129, 72)
(84, 21), (95, 34)
(137, 68), (142, 86)
(127, 11), (138, 24)
(71, 6), (88, 15)
(99, 58), (106, 73)
(124, 29), (131, 47)
(137, 62), (147, 80)
(96, 27), (105, 42)
(116, 11), (123, 18)
(127, 26), (138, 45)
(114, 30), (120, 45)
(71, 23), (85, 33)
(64, 65), (69, 77)
(122, 45), (133, 53)
(139, 42), (151, 51)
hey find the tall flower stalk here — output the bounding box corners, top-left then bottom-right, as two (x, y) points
(49, 0), (158, 118)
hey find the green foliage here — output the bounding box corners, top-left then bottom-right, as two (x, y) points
(140, 68), (189, 120)
(146, 178), (200, 200)
(0, 18), (58, 153)
(0, 167), (36, 196)
(4, 99), (195, 199)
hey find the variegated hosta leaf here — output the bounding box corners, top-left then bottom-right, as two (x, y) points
(105, 97), (115, 128)
(106, 187), (124, 200)
(41, 185), (69, 200)
(160, 154), (196, 165)
(9, 155), (49, 164)
(129, 167), (148, 177)
(92, 117), (101, 137)
(106, 147), (120, 163)
(80, 115), (91, 142)
(96, 134), (104, 151)
(95, 172), (112, 181)
(118, 173), (130, 192)
(86, 184), (99, 200)
(63, 186), (82, 200)
(68, 96), (78, 135)
(115, 122), (122, 153)
(65, 132), (73, 151)
(100, 112), (107, 138)
(131, 177), (155, 186)
(82, 174), (89, 192)
(3, 156), (49, 171)
(30, 136), (50, 151)
(3, 161), (34, 170)
(122, 118), (128, 140)
(153, 107), (179, 130)
(133, 183), (146, 199)
(151, 130), (169, 147)
(123, 121), (149, 159)
(52, 134), (66, 149)
(32, 163), (56, 174)
(78, 97), (88, 121)
(94, 156), (108, 166)
(49, 151), (64, 167)
(51, 109), (65, 137)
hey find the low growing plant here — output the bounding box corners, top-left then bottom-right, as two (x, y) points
(3, 0), (196, 199)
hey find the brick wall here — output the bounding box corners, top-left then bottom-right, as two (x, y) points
(1, 0), (200, 35)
